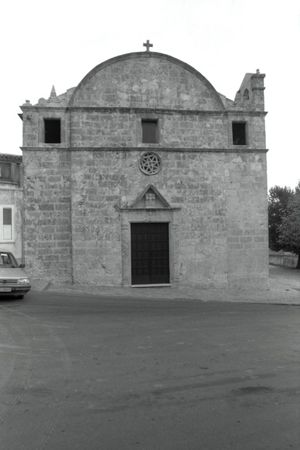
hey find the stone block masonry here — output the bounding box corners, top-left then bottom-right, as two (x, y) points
(23, 150), (72, 283)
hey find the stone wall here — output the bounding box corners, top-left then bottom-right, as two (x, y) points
(269, 252), (298, 268)
(23, 150), (72, 282)
(22, 146), (268, 287)
(68, 111), (265, 150)
(70, 149), (268, 288)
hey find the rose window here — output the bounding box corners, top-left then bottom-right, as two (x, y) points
(139, 152), (161, 175)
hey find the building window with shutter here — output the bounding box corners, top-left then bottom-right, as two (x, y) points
(0, 163), (12, 182)
(0, 206), (14, 242)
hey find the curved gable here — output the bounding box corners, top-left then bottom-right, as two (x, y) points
(69, 52), (224, 111)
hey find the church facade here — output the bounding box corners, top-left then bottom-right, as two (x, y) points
(21, 48), (268, 289)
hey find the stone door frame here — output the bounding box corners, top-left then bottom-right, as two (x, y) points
(119, 208), (178, 286)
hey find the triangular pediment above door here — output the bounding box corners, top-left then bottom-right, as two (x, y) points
(131, 185), (171, 210)
(115, 185), (181, 211)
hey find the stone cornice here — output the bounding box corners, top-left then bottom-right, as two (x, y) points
(20, 105), (67, 112)
(226, 109), (267, 116)
(115, 205), (181, 212)
(19, 105), (267, 116)
(20, 146), (268, 153)
(67, 107), (227, 115)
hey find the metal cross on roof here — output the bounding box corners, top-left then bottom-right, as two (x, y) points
(143, 40), (153, 52)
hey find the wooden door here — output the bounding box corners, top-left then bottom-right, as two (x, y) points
(131, 223), (170, 285)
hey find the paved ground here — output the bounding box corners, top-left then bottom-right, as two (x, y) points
(0, 268), (300, 449)
(35, 264), (300, 304)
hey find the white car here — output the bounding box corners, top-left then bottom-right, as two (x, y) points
(0, 250), (31, 298)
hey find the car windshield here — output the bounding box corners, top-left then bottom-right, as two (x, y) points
(0, 252), (18, 268)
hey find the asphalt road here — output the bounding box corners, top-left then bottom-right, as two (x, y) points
(0, 291), (300, 450)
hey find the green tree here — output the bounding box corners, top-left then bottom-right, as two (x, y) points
(278, 182), (300, 269)
(268, 186), (294, 251)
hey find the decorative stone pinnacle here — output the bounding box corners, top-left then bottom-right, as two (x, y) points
(49, 85), (57, 99)
(143, 40), (153, 52)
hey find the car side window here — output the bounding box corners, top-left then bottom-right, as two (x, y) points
(0, 252), (15, 267)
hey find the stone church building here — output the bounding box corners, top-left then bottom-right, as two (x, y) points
(21, 46), (268, 289)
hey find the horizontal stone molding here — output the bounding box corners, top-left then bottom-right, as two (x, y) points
(21, 146), (268, 153)
(20, 105), (68, 112)
(226, 109), (267, 117)
(115, 206), (181, 212)
(20, 105), (267, 116)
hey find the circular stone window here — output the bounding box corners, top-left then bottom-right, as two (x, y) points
(139, 152), (161, 175)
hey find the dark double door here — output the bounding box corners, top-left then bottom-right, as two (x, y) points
(131, 223), (170, 285)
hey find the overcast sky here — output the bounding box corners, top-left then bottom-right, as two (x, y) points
(2, 0), (299, 189)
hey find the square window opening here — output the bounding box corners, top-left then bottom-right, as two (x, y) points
(0, 163), (12, 181)
(142, 119), (159, 143)
(44, 118), (61, 143)
(232, 122), (247, 145)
